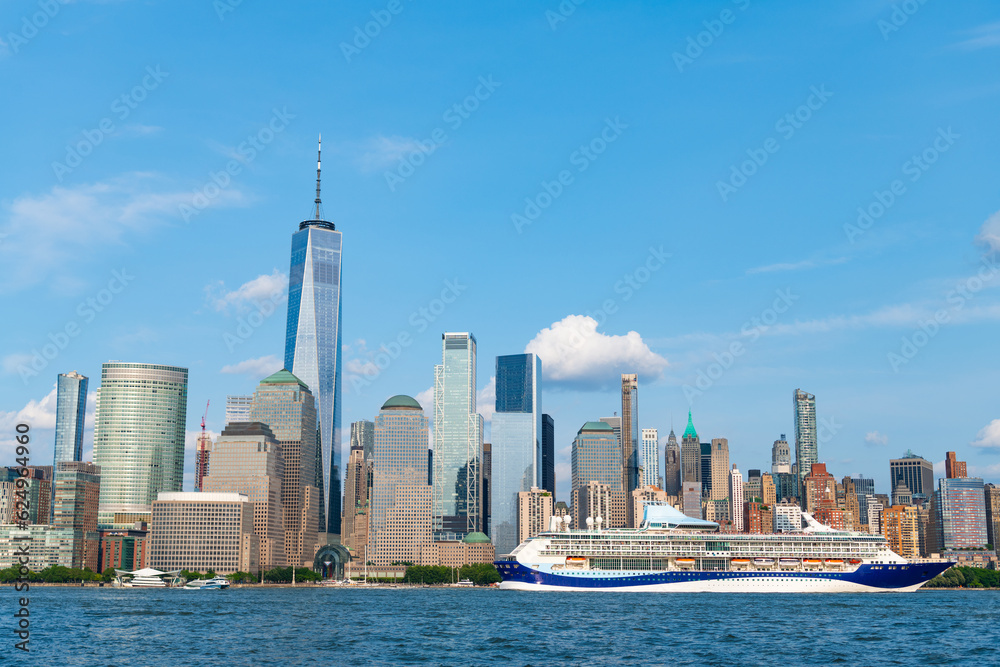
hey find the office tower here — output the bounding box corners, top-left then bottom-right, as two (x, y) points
(709, 439), (730, 502)
(761, 473), (776, 506)
(641, 428), (659, 489)
(680, 412), (700, 484)
(771, 435), (791, 474)
(803, 463), (836, 513)
(574, 481), (627, 530)
(746, 470), (762, 502)
(93, 362), (188, 528)
(284, 142), (343, 535)
(432, 332), (482, 538)
(936, 477), (988, 550)
(342, 444), (373, 557)
(773, 472), (799, 504)
(201, 422), (286, 569)
(491, 353), (542, 555)
(5, 467), (53, 525)
(728, 465), (744, 531)
(889, 450), (934, 504)
(793, 389), (817, 484)
(149, 492), (258, 574)
(620, 374), (639, 522)
(944, 452), (967, 479)
(570, 421), (621, 493)
(350, 419), (374, 456)
(774, 502), (802, 532)
(663, 429), (681, 497)
(867, 497), (884, 534)
(985, 484), (1000, 549)
(700, 443), (712, 496)
(841, 477), (861, 531)
(52, 461), (101, 570)
(53, 371), (88, 464)
(517, 487), (553, 546)
(883, 505), (919, 558)
(481, 443), (491, 536)
(249, 369), (319, 568)
(681, 481), (702, 520)
(851, 476), (875, 526)
(370, 395), (432, 566)
(600, 416), (622, 449)
(225, 395), (253, 425)
(541, 414), (555, 495)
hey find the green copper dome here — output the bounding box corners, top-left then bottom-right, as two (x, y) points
(462, 532), (491, 544)
(259, 369), (309, 389)
(381, 394), (422, 410)
(682, 410), (697, 439)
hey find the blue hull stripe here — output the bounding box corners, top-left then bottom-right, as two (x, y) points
(494, 561), (953, 590)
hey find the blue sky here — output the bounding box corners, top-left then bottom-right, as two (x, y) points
(3, 0), (1000, 504)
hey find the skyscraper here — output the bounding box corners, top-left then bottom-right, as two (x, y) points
(491, 353), (542, 556)
(481, 442), (491, 535)
(889, 451), (934, 504)
(433, 332), (482, 537)
(710, 438), (730, 502)
(793, 389), (817, 483)
(936, 477), (987, 550)
(663, 429), (681, 497)
(771, 435), (791, 474)
(350, 420), (374, 459)
(284, 140), (343, 535)
(700, 443), (712, 497)
(570, 421), (621, 493)
(680, 411), (700, 484)
(641, 428), (659, 489)
(202, 422), (286, 569)
(53, 371), (88, 465)
(620, 374), (639, 522)
(985, 484), (1000, 549)
(728, 465), (744, 531)
(53, 461), (100, 570)
(342, 443), (373, 557)
(945, 451), (968, 479)
(249, 369), (319, 568)
(370, 395), (432, 566)
(541, 414), (555, 496)
(93, 362), (188, 528)
(225, 395), (252, 425)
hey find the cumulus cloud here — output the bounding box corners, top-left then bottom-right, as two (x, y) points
(220, 355), (283, 378)
(0, 173), (240, 293)
(976, 210), (1000, 253)
(357, 135), (428, 172)
(524, 315), (668, 390)
(0, 387), (58, 458)
(206, 269), (288, 313)
(971, 419), (1000, 450)
(864, 430), (889, 446)
(478, 376), (496, 421)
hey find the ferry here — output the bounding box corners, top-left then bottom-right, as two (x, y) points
(183, 576), (231, 590)
(494, 503), (953, 593)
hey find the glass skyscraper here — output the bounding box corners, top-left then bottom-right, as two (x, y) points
(53, 371), (88, 464)
(93, 362), (188, 528)
(641, 428), (659, 488)
(541, 414), (555, 495)
(491, 353), (542, 556)
(433, 332), (483, 537)
(284, 148), (343, 535)
(793, 389), (817, 483)
(889, 450), (934, 503)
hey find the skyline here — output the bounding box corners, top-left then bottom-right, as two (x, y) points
(4, 1), (1000, 507)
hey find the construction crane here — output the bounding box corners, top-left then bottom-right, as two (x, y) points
(195, 400), (210, 492)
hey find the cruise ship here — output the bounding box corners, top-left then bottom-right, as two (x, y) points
(495, 504), (953, 592)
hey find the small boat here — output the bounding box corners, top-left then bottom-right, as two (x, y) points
(676, 558), (695, 565)
(826, 559), (844, 565)
(565, 557), (586, 563)
(184, 576), (230, 590)
(753, 558), (774, 566)
(849, 558), (862, 565)
(803, 559), (822, 566)
(449, 579), (474, 587)
(778, 558), (799, 566)
(731, 559), (751, 565)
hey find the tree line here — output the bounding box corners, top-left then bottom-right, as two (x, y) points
(925, 566), (1000, 588)
(401, 563), (500, 586)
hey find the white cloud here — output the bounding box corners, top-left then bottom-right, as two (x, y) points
(976, 210), (1000, 253)
(746, 257), (848, 275)
(524, 315), (668, 389)
(357, 135), (426, 172)
(206, 269), (288, 313)
(478, 376), (496, 421)
(220, 355), (283, 378)
(971, 419), (1000, 450)
(185, 428), (219, 452)
(0, 174), (242, 293)
(951, 22), (1000, 51)
(415, 387), (434, 413)
(864, 430), (889, 446)
(0, 387), (58, 458)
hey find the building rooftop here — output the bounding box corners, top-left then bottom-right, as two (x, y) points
(259, 369), (309, 389)
(463, 532), (491, 544)
(580, 421), (614, 432)
(682, 410), (697, 439)
(381, 395), (422, 410)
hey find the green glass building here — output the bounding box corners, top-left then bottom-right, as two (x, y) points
(93, 362), (188, 528)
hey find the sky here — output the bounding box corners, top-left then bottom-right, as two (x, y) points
(2, 0), (1000, 505)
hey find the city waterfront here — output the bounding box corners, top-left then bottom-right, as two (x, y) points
(16, 587), (1000, 666)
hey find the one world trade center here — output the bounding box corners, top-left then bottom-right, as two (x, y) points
(284, 137), (342, 536)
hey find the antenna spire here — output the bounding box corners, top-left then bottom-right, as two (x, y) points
(314, 134), (322, 220)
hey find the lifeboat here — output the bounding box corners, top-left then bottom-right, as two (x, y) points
(731, 559), (751, 565)
(825, 559), (844, 565)
(565, 557), (586, 567)
(803, 559), (822, 566)
(778, 558), (799, 566)
(849, 558), (862, 565)
(753, 558), (774, 566)
(676, 558), (696, 565)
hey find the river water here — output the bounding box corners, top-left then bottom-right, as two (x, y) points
(9, 587), (998, 665)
